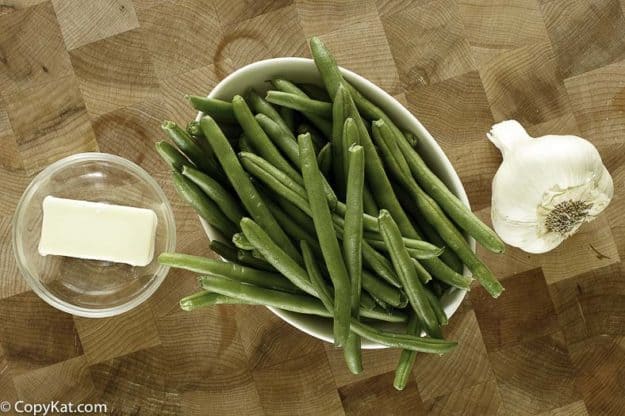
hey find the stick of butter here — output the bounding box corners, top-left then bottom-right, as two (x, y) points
(38, 196), (158, 267)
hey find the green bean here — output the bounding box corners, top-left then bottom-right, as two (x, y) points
(341, 75), (504, 253)
(266, 91), (332, 118)
(239, 151), (337, 212)
(162, 120), (224, 181)
(374, 120), (502, 298)
(344, 145), (364, 312)
(296, 122), (326, 150)
(199, 275), (407, 323)
(240, 217), (316, 296)
(309, 37), (343, 99)
(280, 106), (295, 132)
(343, 145), (365, 374)
(186, 95), (237, 123)
(364, 237), (443, 260)
(255, 113), (300, 166)
(298, 83), (331, 101)
(299, 133), (351, 346)
(180, 291), (257, 310)
(317, 142), (332, 178)
(362, 187), (379, 216)
(276, 197), (317, 236)
(248, 89), (292, 135)
(415, 212), (464, 274)
(155, 140), (192, 172)
(271, 79), (333, 137)
(237, 249), (276, 272)
(413, 258), (432, 284)
(209, 240), (239, 263)
(182, 166), (246, 225)
(333, 217), (401, 288)
(262, 197), (320, 255)
(360, 291), (377, 311)
(342, 119), (360, 183)
(393, 312), (420, 390)
(238, 134), (252, 152)
(396, 136), (505, 254)
(232, 233), (254, 250)
(396, 188), (464, 273)
(200, 116), (301, 261)
(301, 240), (334, 312)
(331, 87), (348, 197)
(159, 252), (297, 293)
(171, 171), (238, 237)
(404, 131), (417, 148)
(310, 43), (420, 238)
(186, 120), (202, 139)
(362, 271), (407, 308)
(379, 210), (440, 338)
(232, 95), (303, 182)
(425, 288), (448, 326)
(349, 320), (456, 354)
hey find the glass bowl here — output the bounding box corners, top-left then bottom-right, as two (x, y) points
(12, 153), (176, 318)
(197, 58), (474, 348)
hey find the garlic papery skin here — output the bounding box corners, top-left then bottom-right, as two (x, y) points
(487, 120), (614, 254)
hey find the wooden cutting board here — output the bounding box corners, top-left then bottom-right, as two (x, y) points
(1, 1), (624, 415)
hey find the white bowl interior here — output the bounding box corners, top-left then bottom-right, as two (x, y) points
(199, 58), (474, 348)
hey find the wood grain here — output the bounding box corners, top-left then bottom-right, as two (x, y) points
(0, 1), (624, 414)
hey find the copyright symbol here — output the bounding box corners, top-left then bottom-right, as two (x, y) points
(0, 401), (10, 413)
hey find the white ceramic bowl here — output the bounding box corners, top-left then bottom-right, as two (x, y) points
(198, 58), (474, 348)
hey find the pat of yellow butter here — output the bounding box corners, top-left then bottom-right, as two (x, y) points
(38, 196), (157, 267)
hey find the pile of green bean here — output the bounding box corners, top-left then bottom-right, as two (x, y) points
(156, 37), (504, 390)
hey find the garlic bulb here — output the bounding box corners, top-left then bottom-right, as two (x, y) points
(487, 120), (613, 254)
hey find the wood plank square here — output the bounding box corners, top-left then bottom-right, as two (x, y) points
(88, 347), (180, 415)
(155, 309), (264, 415)
(253, 351), (344, 416)
(548, 263), (625, 344)
(0, 344), (19, 406)
(5, 75), (97, 175)
(422, 379), (504, 416)
(404, 71), (498, 211)
(382, 0), (475, 89)
(0, 291), (83, 375)
(0, 0), (47, 16)
(413, 309), (493, 401)
(74, 302), (160, 364)
(536, 401), (589, 416)
(539, 0), (625, 78)
(137, 0), (222, 79)
(540, 216), (620, 285)
(477, 41), (571, 126)
(317, 13), (400, 95)
(458, 0), (548, 54)
(159, 61), (235, 126)
(0, 166), (31, 217)
(220, 5), (308, 70)
(564, 59), (625, 172)
(92, 99), (167, 177)
(12, 356), (96, 403)
(0, 2), (73, 96)
(235, 304), (325, 370)
(296, 0), (377, 37)
(325, 343), (401, 388)
(490, 332), (581, 415)
(70, 29), (160, 119)
(472, 268), (559, 351)
(338, 371), (426, 416)
(52, 0), (139, 51)
(213, 0), (292, 26)
(0, 217), (30, 299)
(568, 335), (625, 415)
(0, 99), (22, 170)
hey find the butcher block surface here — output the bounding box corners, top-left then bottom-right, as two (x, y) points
(0, 0), (624, 415)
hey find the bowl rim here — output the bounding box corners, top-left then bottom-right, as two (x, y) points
(12, 152), (176, 318)
(199, 57), (474, 348)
